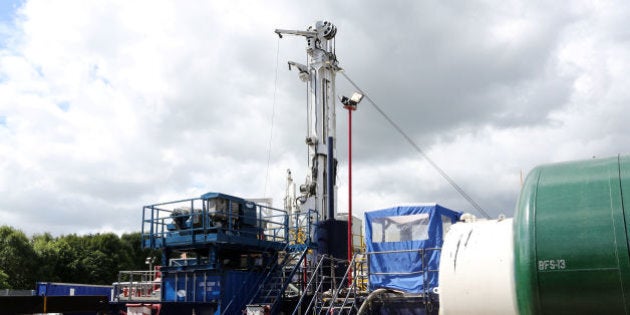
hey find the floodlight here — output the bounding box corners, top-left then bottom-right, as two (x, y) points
(350, 92), (363, 104)
(340, 91), (363, 110)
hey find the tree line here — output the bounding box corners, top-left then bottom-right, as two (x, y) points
(0, 225), (160, 290)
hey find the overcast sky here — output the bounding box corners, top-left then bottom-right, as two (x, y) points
(1, 1), (629, 236)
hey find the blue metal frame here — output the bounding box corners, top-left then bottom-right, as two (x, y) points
(287, 209), (319, 251)
(141, 192), (289, 252)
(136, 191), (322, 313)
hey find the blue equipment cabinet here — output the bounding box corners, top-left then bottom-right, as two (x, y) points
(140, 191), (296, 314)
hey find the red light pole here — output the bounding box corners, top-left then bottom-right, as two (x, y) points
(340, 92), (362, 286)
(345, 104), (355, 269)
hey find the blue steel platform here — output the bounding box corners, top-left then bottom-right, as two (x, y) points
(144, 231), (287, 251)
(141, 192), (290, 252)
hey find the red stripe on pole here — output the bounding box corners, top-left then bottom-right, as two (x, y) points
(347, 109), (353, 285)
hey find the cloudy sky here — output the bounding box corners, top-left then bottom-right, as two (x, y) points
(1, 0), (629, 236)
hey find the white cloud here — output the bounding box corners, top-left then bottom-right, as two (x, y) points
(1, 1), (629, 236)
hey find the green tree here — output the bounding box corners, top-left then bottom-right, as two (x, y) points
(81, 250), (111, 284)
(0, 226), (37, 289)
(85, 233), (132, 284)
(54, 237), (83, 282)
(32, 233), (61, 282)
(1, 226), (162, 288)
(0, 269), (10, 289)
(121, 232), (161, 270)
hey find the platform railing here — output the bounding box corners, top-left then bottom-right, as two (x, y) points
(246, 245), (309, 313)
(112, 270), (161, 302)
(288, 210), (319, 248)
(295, 255), (351, 315)
(291, 254), (327, 315)
(353, 253), (368, 292)
(321, 254), (359, 314)
(141, 197), (290, 249)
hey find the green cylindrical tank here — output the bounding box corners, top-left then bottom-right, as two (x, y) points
(514, 155), (630, 315)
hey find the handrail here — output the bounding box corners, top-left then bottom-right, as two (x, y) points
(246, 243), (292, 306)
(365, 248), (439, 255)
(112, 270), (161, 302)
(323, 254), (357, 314)
(365, 247), (443, 300)
(338, 253), (364, 313)
(290, 254), (327, 315)
(352, 253), (369, 292)
(269, 249), (308, 314)
(141, 196), (292, 247)
(288, 209), (318, 247)
(220, 299), (234, 315)
(303, 278), (327, 315)
(246, 243), (308, 310)
(365, 248), (441, 274)
(224, 241), (294, 314)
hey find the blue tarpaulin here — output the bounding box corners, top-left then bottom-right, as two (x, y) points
(364, 204), (461, 293)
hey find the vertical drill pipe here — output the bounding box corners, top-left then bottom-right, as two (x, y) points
(327, 136), (335, 220)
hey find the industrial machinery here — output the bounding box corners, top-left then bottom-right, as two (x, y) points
(275, 20), (341, 222)
(106, 19), (630, 315)
(111, 20), (352, 315)
(111, 192), (317, 314)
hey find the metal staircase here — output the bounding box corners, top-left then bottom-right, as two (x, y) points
(288, 254), (365, 315)
(291, 254), (327, 315)
(247, 246), (309, 314)
(318, 254), (357, 315)
(220, 248), (278, 315)
(296, 253), (367, 315)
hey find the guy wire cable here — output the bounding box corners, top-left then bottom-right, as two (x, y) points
(340, 71), (491, 219)
(263, 38), (281, 198)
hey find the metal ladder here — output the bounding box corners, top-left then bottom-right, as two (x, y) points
(291, 254), (328, 315)
(222, 241), (292, 315)
(247, 246), (308, 314)
(318, 254), (362, 315)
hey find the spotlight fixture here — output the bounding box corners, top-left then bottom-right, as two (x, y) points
(340, 92), (363, 110)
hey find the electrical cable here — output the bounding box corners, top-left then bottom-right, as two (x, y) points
(340, 71), (491, 219)
(263, 38), (281, 198)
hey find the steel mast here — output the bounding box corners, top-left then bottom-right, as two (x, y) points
(276, 21), (340, 221)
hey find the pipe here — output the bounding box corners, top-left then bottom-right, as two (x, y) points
(327, 136), (334, 220)
(287, 283), (301, 296)
(356, 288), (402, 315)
